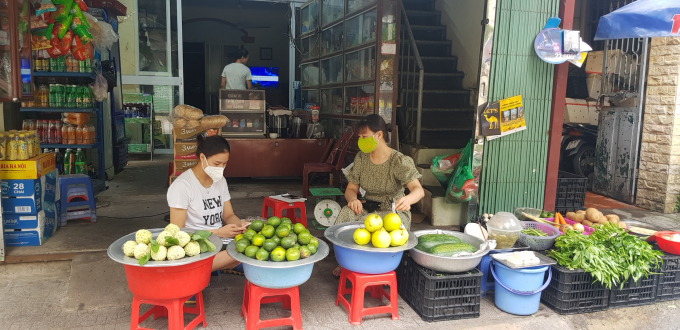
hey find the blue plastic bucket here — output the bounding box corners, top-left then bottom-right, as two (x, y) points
(333, 244), (403, 274)
(490, 261), (552, 315)
(243, 263), (314, 289)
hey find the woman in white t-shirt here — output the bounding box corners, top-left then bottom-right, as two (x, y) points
(167, 135), (246, 271)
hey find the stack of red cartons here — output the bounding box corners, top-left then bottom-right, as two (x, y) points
(170, 127), (221, 185)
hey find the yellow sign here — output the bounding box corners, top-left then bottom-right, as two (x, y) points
(481, 95), (526, 139)
(0, 153), (56, 180)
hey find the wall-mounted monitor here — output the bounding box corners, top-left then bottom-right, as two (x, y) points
(250, 67), (279, 89)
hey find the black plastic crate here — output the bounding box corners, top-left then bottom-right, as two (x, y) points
(657, 252), (680, 302)
(397, 253), (481, 322)
(540, 264), (610, 315)
(608, 275), (659, 309)
(555, 171), (588, 212)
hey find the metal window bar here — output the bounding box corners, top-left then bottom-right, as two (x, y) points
(398, 4), (424, 145)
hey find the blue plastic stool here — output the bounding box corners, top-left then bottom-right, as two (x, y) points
(59, 174), (96, 223)
(479, 254), (495, 296)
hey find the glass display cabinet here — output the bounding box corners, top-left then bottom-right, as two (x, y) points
(219, 90), (266, 138)
(300, 0), (398, 139)
(0, 0), (33, 102)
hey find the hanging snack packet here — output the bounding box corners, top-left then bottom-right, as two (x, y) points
(83, 39), (94, 59)
(50, 2), (73, 22)
(30, 15), (48, 30)
(36, 0), (57, 17)
(72, 35), (85, 61)
(30, 27), (51, 50)
(53, 16), (71, 40)
(74, 0), (89, 11)
(60, 30), (73, 54)
(70, 3), (90, 29)
(71, 16), (93, 44)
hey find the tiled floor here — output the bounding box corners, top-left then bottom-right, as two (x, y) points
(584, 191), (639, 210)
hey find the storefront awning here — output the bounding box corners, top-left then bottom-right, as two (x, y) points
(594, 0), (680, 40)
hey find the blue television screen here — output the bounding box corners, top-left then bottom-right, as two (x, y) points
(250, 67), (279, 89)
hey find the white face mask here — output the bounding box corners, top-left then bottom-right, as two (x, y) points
(202, 156), (225, 183)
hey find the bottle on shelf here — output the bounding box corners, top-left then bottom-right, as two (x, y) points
(26, 132), (34, 158)
(64, 148), (72, 174)
(0, 133), (6, 160)
(55, 149), (64, 174)
(76, 126), (83, 145)
(17, 134), (28, 161)
(7, 134), (17, 161)
(75, 148), (86, 174)
(67, 124), (76, 145)
(33, 131), (40, 156)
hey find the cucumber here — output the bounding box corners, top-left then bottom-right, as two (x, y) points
(427, 243), (477, 256)
(415, 234), (462, 252)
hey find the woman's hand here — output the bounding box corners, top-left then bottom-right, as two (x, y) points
(395, 196), (411, 211)
(214, 223), (247, 238)
(348, 199), (363, 215)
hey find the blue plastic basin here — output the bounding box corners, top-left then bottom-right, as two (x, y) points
(243, 263), (314, 289)
(334, 244), (403, 274)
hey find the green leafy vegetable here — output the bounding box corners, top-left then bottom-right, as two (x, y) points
(150, 239), (159, 253)
(192, 230), (212, 240)
(165, 236), (180, 246)
(197, 239), (208, 253)
(138, 252), (151, 266)
(521, 228), (548, 237)
(548, 223), (663, 289)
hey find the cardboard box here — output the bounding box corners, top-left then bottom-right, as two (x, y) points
(168, 174), (178, 186)
(586, 73), (601, 100)
(174, 153), (198, 160)
(174, 159), (198, 174)
(564, 98), (589, 124)
(3, 203), (57, 246)
(0, 153), (56, 180)
(2, 195), (43, 214)
(172, 127), (221, 141)
(174, 142), (198, 157)
(585, 51), (604, 74)
(1, 169), (57, 205)
(587, 101), (599, 125)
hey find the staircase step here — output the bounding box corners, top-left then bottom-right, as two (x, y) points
(404, 10), (441, 26)
(402, 56), (458, 73)
(402, 39), (451, 57)
(406, 89), (471, 108)
(402, 0), (436, 11)
(421, 109), (475, 130)
(400, 71), (464, 89)
(407, 25), (447, 41)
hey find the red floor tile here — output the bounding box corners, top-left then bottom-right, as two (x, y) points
(584, 191), (639, 210)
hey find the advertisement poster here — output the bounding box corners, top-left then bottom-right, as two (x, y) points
(480, 95), (526, 140)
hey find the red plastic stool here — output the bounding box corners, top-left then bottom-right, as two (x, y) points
(335, 269), (399, 325)
(130, 292), (206, 330)
(261, 196), (308, 228)
(240, 279), (302, 330)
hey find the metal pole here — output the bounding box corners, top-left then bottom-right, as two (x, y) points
(416, 68), (423, 145)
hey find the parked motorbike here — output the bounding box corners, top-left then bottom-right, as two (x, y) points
(559, 123), (598, 189)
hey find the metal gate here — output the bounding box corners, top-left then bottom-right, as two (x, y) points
(591, 1), (649, 203)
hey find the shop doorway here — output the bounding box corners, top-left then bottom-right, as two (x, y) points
(182, 42), (206, 111)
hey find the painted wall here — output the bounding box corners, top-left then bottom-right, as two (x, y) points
(118, 0), (138, 76)
(436, 0), (485, 90)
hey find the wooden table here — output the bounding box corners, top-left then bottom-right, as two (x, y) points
(222, 138), (331, 177)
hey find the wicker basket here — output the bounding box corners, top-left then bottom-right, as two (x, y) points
(518, 221), (560, 251)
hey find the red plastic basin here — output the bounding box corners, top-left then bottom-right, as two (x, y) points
(655, 231), (680, 255)
(123, 255), (215, 300)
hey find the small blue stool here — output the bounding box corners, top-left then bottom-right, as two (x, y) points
(58, 174), (96, 223)
(479, 254), (496, 296)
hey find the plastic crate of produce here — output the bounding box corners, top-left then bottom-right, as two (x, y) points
(657, 251), (680, 302)
(397, 253), (481, 322)
(540, 263), (610, 315)
(608, 274), (658, 309)
(554, 171), (587, 212)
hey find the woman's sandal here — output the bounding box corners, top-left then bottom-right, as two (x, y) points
(332, 265), (342, 277)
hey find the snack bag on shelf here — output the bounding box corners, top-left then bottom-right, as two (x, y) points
(71, 16), (92, 44)
(74, 0), (89, 12)
(30, 15), (48, 30)
(69, 4), (90, 28)
(31, 27), (51, 50)
(36, 0), (56, 17)
(72, 35), (85, 60)
(50, 2), (73, 22)
(53, 18), (71, 40)
(62, 113), (91, 126)
(59, 30), (72, 54)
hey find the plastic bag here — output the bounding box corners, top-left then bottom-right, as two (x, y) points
(62, 113), (91, 126)
(169, 104), (204, 124)
(89, 74), (108, 102)
(199, 115), (229, 129)
(84, 12), (118, 52)
(446, 140), (476, 203)
(36, 0), (56, 16)
(430, 153), (461, 188)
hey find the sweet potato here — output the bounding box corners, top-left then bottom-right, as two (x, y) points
(605, 214), (620, 225)
(586, 208), (600, 222)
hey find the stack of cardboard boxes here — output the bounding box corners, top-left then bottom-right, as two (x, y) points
(1, 153), (60, 246)
(170, 127), (221, 185)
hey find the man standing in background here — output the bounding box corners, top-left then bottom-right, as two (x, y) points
(221, 48), (252, 90)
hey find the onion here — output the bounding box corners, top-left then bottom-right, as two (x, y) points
(572, 223), (585, 233)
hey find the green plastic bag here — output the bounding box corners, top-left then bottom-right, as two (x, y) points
(430, 153), (461, 188)
(446, 140), (475, 203)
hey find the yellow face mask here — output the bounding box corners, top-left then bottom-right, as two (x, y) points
(358, 132), (378, 153)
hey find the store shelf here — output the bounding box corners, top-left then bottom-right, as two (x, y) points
(40, 142), (101, 149)
(21, 107), (98, 113)
(33, 71), (95, 79)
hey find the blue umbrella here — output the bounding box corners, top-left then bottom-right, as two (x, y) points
(594, 0), (680, 40)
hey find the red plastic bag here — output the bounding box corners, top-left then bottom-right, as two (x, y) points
(60, 30), (72, 54)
